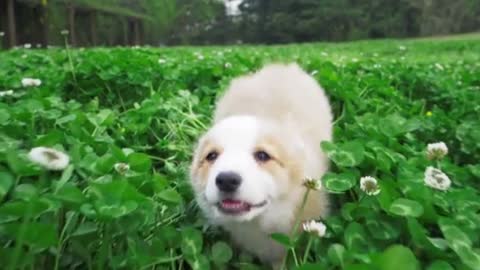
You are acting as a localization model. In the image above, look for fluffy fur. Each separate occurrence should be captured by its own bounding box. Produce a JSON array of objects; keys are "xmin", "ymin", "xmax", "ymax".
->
[{"xmin": 190, "ymin": 63, "xmax": 333, "ymax": 267}]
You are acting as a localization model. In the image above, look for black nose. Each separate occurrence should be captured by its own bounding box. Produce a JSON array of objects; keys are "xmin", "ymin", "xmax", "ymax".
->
[{"xmin": 216, "ymin": 172, "xmax": 242, "ymax": 193}]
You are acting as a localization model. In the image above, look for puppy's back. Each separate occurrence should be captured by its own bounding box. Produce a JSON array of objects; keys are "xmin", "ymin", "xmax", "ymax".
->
[{"xmin": 214, "ymin": 63, "xmax": 333, "ymax": 145}]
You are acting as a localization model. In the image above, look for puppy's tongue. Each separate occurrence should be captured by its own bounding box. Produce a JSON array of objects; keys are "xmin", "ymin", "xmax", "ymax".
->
[{"xmin": 220, "ymin": 199, "xmax": 250, "ymax": 212}]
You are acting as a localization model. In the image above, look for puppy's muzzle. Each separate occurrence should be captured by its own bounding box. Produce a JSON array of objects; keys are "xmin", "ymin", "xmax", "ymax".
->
[{"xmin": 216, "ymin": 172, "xmax": 242, "ymax": 193}]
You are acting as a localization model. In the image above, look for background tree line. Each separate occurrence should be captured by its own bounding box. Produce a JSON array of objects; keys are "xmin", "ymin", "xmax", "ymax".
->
[
  {"xmin": 1, "ymin": 0, "xmax": 479, "ymax": 48},
  {"xmin": 211, "ymin": 0, "xmax": 480, "ymax": 44}
]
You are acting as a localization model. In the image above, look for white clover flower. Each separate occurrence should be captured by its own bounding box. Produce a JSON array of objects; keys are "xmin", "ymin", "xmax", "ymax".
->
[
  {"xmin": 0, "ymin": 90, "xmax": 14, "ymax": 97},
  {"xmin": 114, "ymin": 163, "xmax": 130, "ymax": 174},
  {"xmin": 302, "ymin": 220, "xmax": 326, "ymax": 237},
  {"xmin": 398, "ymin": 45, "xmax": 406, "ymax": 51},
  {"xmin": 303, "ymin": 176, "xmax": 322, "ymax": 191},
  {"xmin": 360, "ymin": 176, "xmax": 380, "ymax": 196},
  {"xmin": 21, "ymin": 78, "xmax": 42, "ymax": 87},
  {"xmin": 61, "ymin": 30, "xmax": 69, "ymax": 35},
  {"xmin": 0, "ymin": 32, "xmax": 5, "ymax": 37},
  {"xmin": 28, "ymin": 147, "xmax": 70, "ymax": 171},
  {"xmin": 195, "ymin": 53, "xmax": 204, "ymax": 60},
  {"xmin": 158, "ymin": 58, "xmax": 167, "ymax": 64},
  {"xmin": 24, "ymin": 43, "xmax": 32, "ymax": 49},
  {"xmin": 426, "ymin": 142, "xmax": 448, "ymax": 160},
  {"xmin": 435, "ymin": 63, "xmax": 444, "ymax": 71},
  {"xmin": 424, "ymin": 166, "xmax": 451, "ymax": 191},
  {"xmin": 224, "ymin": 62, "xmax": 232, "ymax": 68}
]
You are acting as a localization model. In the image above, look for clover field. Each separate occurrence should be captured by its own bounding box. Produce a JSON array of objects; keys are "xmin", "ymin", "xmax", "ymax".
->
[{"xmin": 1, "ymin": 36, "xmax": 480, "ymax": 270}]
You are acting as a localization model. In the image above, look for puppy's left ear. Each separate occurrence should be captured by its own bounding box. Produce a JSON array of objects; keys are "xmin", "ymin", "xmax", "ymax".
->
[
  {"xmin": 284, "ymin": 113, "xmax": 310, "ymax": 182},
  {"xmin": 284, "ymin": 113, "xmax": 306, "ymax": 154}
]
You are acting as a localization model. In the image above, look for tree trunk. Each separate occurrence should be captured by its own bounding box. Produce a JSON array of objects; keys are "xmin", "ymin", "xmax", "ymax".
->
[
  {"xmin": 90, "ymin": 10, "xmax": 97, "ymax": 46},
  {"xmin": 123, "ymin": 19, "xmax": 129, "ymax": 45},
  {"xmin": 134, "ymin": 20, "xmax": 140, "ymax": 45},
  {"xmin": 6, "ymin": 0, "xmax": 17, "ymax": 47},
  {"xmin": 41, "ymin": 2, "xmax": 49, "ymax": 47},
  {"xmin": 68, "ymin": 2, "xmax": 76, "ymax": 46}
]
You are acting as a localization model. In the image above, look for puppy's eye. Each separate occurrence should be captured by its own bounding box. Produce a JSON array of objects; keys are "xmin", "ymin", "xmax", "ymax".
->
[
  {"xmin": 254, "ymin": 150, "xmax": 271, "ymax": 162},
  {"xmin": 205, "ymin": 151, "xmax": 219, "ymax": 162}
]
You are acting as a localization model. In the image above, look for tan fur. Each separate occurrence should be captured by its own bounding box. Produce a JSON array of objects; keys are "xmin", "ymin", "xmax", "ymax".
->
[
  {"xmin": 214, "ymin": 63, "xmax": 332, "ymax": 222},
  {"xmin": 214, "ymin": 63, "xmax": 333, "ymax": 144},
  {"xmin": 190, "ymin": 63, "xmax": 333, "ymax": 267},
  {"xmin": 255, "ymin": 136, "xmax": 288, "ymax": 168},
  {"xmin": 190, "ymin": 138, "xmax": 223, "ymax": 190},
  {"xmin": 259, "ymin": 136, "xmax": 328, "ymax": 233}
]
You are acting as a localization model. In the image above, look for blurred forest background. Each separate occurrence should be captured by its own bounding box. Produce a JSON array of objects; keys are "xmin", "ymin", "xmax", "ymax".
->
[{"xmin": 1, "ymin": 0, "xmax": 480, "ymax": 48}]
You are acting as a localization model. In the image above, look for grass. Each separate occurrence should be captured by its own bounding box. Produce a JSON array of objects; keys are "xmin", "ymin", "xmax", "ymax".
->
[{"xmin": 0, "ymin": 35, "xmax": 480, "ymax": 270}]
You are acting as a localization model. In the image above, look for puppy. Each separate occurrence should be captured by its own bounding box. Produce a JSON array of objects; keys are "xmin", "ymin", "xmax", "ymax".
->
[{"xmin": 190, "ymin": 63, "xmax": 333, "ymax": 268}]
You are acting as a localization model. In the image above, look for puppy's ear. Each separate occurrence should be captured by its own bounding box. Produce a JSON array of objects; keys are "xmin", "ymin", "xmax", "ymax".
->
[
  {"xmin": 284, "ymin": 112, "xmax": 306, "ymax": 154},
  {"xmin": 283, "ymin": 113, "xmax": 309, "ymax": 183}
]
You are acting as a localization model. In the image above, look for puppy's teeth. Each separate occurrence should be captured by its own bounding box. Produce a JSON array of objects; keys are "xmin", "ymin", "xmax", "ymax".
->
[{"xmin": 219, "ymin": 200, "xmax": 251, "ymax": 212}]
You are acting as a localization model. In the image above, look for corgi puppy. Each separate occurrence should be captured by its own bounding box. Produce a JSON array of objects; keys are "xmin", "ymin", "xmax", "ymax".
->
[{"xmin": 190, "ymin": 63, "xmax": 333, "ymax": 268}]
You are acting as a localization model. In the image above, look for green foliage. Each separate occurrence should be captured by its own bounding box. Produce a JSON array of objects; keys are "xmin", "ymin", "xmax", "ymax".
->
[
  {"xmin": 233, "ymin": 0, "xmax": 480, "ymax": 44},
  {"xmin": 0, "ymin": 36, "xmax": 480, "ymax": 270}
]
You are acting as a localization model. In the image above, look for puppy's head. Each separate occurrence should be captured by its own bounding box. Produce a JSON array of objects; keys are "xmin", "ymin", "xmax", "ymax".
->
[{"xmin": 190, "ymin": 115, "xmax": 305, "ymax": 223}]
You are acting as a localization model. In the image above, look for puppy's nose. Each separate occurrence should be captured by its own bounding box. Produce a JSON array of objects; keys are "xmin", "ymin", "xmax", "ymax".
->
[{"xmin": 216, "ymin": 172, "xmax": 242, "ymax": 193}]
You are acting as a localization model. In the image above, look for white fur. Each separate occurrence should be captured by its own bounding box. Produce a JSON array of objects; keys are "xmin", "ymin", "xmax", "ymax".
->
[
  {"xmin": 204, "ymin": 116, "xmax": 277, "ymax": 222},
  {"xmin": 190, "ymin": 63, "xmax": 333, "ymax": 266}
]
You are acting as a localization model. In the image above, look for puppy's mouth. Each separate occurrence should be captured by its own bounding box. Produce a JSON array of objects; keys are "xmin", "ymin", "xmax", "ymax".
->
[{"xmin": 216, "ymin": 199, "xmax": 267, "ymax": 215}]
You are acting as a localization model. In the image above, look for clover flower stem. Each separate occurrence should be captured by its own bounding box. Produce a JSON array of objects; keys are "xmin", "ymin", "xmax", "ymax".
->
[
  {"xmin": 91, "ymin": 127, "xmax": 98, "ymax": 137},
  {"xmin": 291, "ymin": 188, "xmax": 311, "ymax": 238},
  {"xmin": 170, "ymin": 248, "xmax": 176, "ymax": 269},
  {"xmin": 104, "ymin": 83, "xmax": 126, "ymax": 111},
  {"xmin": 358, "ymin": 194, "xmax": 366, "ymax": 204},
  {"xmin": 7, "ymin": 201, "xmax": 34, "ymax": 270},
  {"xmin": 39, "ymin": 171, "xmax": 48, "ymax": 187},
  {"xmin": 280, "ymin": 188, "xmax": 311, "ymax": 270},
  {"xmin": 332, "ymin": 104, "xmax": 346, "ymax": 126},
  {"xmin": 114, "ymin": 86, "xmax": 126, "ymax": 112},
  {"xmin": 291, "ymin": 248, "xmax": 299, "ymax": 266},
  {"xmin": 97, "ymin": 223, "xmax": 111, "ymax": 270},
  {"xmin": 15, "ymin": 175, "xmax": 21, "ymax": 187},
  {"xmin": 30, "ymin": 114, "xmax": 36, "ymax": 139},
  {"xmin": 349, "ymin": 189, "xmax": 358, "ymax": 201},
  {"xmin": 302, "ymin": 236, "xmax": 314, "ymax": 263},
  {"xmin": 54, "ymin": 212, "xmax": 76, "ymax": 270},
  {"xmin": 148, "ymin": 155, "xmax": 166, "ymax": 161},
  {"xmin": 148, "ymin": 127, "xmax": 163, "ymax": 142},
  {"xmin": 63, "ymin": 35, "xmax": 78, "ymax": 85}
]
